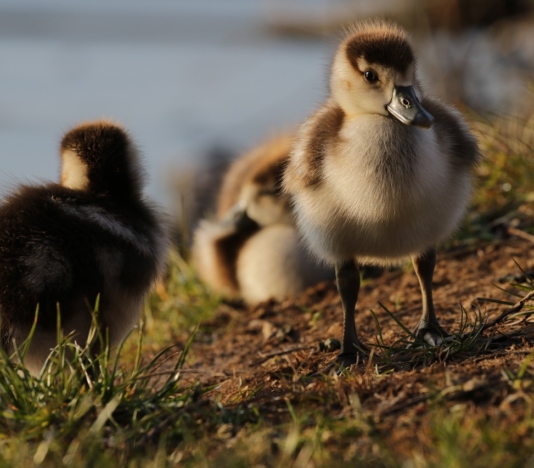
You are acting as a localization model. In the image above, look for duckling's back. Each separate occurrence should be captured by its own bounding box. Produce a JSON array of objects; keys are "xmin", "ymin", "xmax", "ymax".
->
[{"xmin": 0, "ymin": 122, "xmax": 167, "ymax": 375}]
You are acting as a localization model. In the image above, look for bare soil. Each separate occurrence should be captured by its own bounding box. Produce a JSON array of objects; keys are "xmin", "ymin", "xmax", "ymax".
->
[{"xmin": 177, "ymin": 237, "xmax": 534, "ymax": 460}]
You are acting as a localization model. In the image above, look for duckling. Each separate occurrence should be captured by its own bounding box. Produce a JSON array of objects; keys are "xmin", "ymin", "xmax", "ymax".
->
[
  {"xmin": 192, "ymin": 135, "xmax": 332, "ymax": 303},
  {"xmin": 235, "ymin": 223, "xmax": 333, "ymax": 304},
  {"xmin": 283, "ymin": 20, "xmax": 480, "ymax": 366},
  {"xmin": 0, "ymin": 121, "xmax": 167, "ymax": 375}
]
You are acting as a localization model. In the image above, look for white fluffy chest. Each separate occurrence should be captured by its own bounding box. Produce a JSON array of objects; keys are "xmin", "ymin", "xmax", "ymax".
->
[
  {"xmin": 293, "ymin": 116, "xmax": 471, "ymax": 264},
  {"xmin": 325, "ymin": 118, "xmax": 446, "ymax": 220}
]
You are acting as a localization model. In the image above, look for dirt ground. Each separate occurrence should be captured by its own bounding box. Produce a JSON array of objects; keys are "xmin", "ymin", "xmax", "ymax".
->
[{"xmin": 176, "ymin": 236, "xmax": 534, "ymax": 459}]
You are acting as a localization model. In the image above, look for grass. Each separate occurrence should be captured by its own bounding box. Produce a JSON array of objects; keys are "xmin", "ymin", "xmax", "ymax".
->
[
  {"xmin": 0, "ymin": 111, "xmax": 534, "ymax": 466},
  {"xmin": 2, "ymin": 269, "xmax": 534, "ymax": 466},
  {"xmin": 453, "ymin": 111, "xmax": 534, "ymax": 244},
  {"xmin": 0, "ymin": 311, "xmax": 198, "ymax": 466}
]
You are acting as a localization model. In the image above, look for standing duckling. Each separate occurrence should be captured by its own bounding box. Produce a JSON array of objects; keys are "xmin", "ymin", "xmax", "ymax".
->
[
  {"xmin": 0, "ymin": 121, "xmax": 167, "ymax": 375},
  {"xmin": 193, "ymin": 135, "xmax": 332, "ymax": 304},
  {"xmin": 283, "ymin": 20, "xmax": 479, "ymax": 366}
]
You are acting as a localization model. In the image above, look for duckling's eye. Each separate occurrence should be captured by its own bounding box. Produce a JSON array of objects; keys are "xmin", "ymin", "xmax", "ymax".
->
[{"xmin": 363, "ymin": 70, "xmax": 379, "ymax": 84}]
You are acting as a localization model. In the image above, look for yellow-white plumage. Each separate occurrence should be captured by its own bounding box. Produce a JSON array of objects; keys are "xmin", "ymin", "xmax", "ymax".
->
[
  {"xmin": 192, "ymin": 135, "xmax": 332, "ymax": 304},
  {"xmin": 283, "ymin": 20, "xmax": 479, "ymax": 363}
]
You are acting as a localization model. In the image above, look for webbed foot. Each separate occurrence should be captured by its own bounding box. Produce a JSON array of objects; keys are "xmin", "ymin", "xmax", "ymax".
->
[
  {"xmin": 334, "ymin": 352, "xmax": 359, "ymax": 369},
  {"xmin": 334, "ymin": 341, "xmax": 369, "ymax": 369},
  {"xmin": 410, "ymin": 322, "xmax": 448, "ymax": 347}
]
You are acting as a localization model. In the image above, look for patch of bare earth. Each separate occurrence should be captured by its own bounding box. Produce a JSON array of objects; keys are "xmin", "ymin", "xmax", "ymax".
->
[{"xmin": 178, "ymin": 237, "xmax": 534, "ymax": 460}]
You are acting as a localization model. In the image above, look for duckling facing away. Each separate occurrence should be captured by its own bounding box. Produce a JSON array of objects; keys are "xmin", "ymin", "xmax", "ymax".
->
[
  {"xmin": 283, "ymin": 20, "xmax": 480, "ymax": 366},
  {"xmin": 193, "ymin": 135, "xmax": 332, "ymax": 304},
  {"xmin": 0, "ymin": 121, "xmax": 167, "ymax": 375}
]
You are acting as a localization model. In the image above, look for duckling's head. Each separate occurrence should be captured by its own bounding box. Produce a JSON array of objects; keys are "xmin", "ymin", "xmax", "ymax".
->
[
  {"xmin": 235, "ymin": 161, "xmax": 291, "ymax": 228},
  {"xmin": 60, "ymin": 120, "xmax": 143, "ymax": 199},
  {"xmin": 221, "ymin": 136, "xmax": 293, "ymax": 229},
  {"xmin": 330, "ymin": 20, "xmax": 433, "ymax": 128}
]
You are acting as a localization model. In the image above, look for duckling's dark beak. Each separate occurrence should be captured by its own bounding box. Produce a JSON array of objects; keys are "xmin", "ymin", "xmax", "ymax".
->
[
  {"xmin": 223, "ymin": 202, "xmax": 259, "ymax": 231},
  {"xmin": 386, "ymin": 85, "xmax": 434, "ymax": 129}
]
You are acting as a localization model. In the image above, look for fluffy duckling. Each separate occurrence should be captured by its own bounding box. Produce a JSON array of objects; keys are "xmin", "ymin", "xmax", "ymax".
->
[
  {"xmin": 283, "ymin": 20, "xmax": 480, "ymax": 365},
  {"xmin": 0, "ymin": 121, "xmax": 167, "ymax": 375},
  {"xmin": 193, "ymin": 135, "xmax": 332, "ymax": 304}
]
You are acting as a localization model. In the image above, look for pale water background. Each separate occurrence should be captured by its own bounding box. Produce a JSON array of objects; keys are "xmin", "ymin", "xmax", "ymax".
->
[
  {"xmin": 0, "ymin": 0, "xmax": 332, "ymax": 208},
  {"xmin": 0, "ymin": 0, "xmax": 532, "ymax": 210}
]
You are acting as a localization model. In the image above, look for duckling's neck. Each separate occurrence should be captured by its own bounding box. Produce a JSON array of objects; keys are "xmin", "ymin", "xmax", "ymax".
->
[
  {"xmin": 338, "ymin": 112, "xmax": 429, "ymax": 176},
  {"xmin": 89, "ymin": 175, "xmax": 143, "ymax": 204},
  {"xmin": 325, "ymin": 114, "xmax": 445, "ymax": 225}
]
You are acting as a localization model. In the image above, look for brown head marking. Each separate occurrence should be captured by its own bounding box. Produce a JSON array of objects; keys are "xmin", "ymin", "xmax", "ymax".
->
[{"xmin": 345, "ymin": 28, "xmax": 414, "ymax": 74}]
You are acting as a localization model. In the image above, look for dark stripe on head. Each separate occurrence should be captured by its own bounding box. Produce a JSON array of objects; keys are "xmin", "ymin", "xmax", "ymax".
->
[{"xmin": 346, "ymin": 30, "xmax": 414, "ymax": 74}]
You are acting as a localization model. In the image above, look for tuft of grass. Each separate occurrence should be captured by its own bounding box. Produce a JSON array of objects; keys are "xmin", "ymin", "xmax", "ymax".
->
[
  {"xmin": 453, "ymin": 111, "xmax": 534, "ymax": 244},
  {"xmin": 0, "ymin": 252, "xmax": 260, "ymax": 467},
  {"xmin": 143, "ymin": 250, "xmax": 223, "ymax": 348},
  {"xmin": 368, "ymin": 277, "xmax": 534, "ymax": 373},
  {"xmin": 0, "ymin": 310, "xmax": 202, "ymax": 466},
  {"xmin": 365, "ymin": 301, "xmax": 487, "ymax": 371}
]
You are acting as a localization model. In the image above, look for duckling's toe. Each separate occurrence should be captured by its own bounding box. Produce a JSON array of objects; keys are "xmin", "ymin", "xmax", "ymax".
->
[
  {"xmin": 410, "ymin": 323, "xmax": 448, "ymax": 348},
  {"xmin": 334, "ymin": 342, "xmax": 369, "ymax": 369},
  {"xmin": 309, "ymin": 341, "xmax": 367, "ymax": 376},
  {"xmin": 334, "ymin": 352, "xmax": 360, "ymax": 369}
]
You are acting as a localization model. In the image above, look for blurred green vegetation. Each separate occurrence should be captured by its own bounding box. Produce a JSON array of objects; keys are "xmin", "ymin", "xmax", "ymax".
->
[{"xmin": 451, "ymin": 111, "xmax": 534, "ymax": 245}]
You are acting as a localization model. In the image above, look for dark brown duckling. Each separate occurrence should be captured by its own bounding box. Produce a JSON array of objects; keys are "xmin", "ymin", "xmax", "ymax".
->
[{"xmin": 0, "ymin": 121, "xmax": 168, "ymax": 375}]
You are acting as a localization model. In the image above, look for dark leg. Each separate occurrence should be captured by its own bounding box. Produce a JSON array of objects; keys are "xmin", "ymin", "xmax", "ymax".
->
[
  {"xmin": 335, "ymin": 259, "xmax": 367, "ymax": 367},
  {"xmin": 412, "ymin": 247, "xmax": 447, "ymax": 346}
]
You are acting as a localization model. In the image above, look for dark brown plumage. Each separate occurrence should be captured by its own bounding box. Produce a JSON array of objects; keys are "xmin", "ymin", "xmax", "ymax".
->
[
  {"xmin": 0, "ymin": 121, "xmax": 167, "ymax": 375},
  {"xmin": 421, "ymin": 98, "xmax": 480, "ymax": 168},
  {"xmin": 345, "ymin": 28, "xmax": 415, "ymax": 74},
  {"xmin": 302, "ymin": 104, "xmax": 345, "ymax": 188}
]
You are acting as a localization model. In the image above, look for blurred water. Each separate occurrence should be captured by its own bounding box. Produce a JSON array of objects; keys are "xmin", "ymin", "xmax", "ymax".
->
[{"xmin": 0, "ymin": 0, "xmax": 329, "ymax": 207}]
